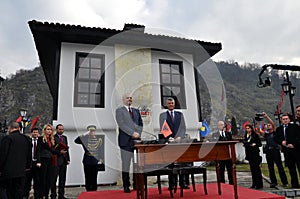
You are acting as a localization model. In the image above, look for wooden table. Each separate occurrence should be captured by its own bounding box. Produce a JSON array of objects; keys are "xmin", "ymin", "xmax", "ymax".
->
[{"xmin": 134, "ymin": 141, "xmax": 239, "ymax": 199}]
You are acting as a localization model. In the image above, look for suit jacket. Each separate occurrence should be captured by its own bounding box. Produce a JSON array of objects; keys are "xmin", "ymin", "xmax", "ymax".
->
[
  {"xmin": 54, "ymin": 134, "xmax": 70, "ymax": 166},
  {"xmin": 36, "ymin": 136, "xmax": 59, "ymax": 161},
  {"xmin": 159, "ymin": 110, "xmax": 186, "ymax": 138},
  {"xmin": 116, "ymin": 106, "xmax": 143, "ymax": 148},
  {"xmin": 243, "ymin": 131, "xmax": 262, "ymax": 161},
  {"xmin": 275, "ymin": 123, "xmax": 300, "ymax": 152},
  {"xmin": 0, "ymin": 130, "xmax": 31, "ymax": 180},
  {"xmin": 211, "ymin": 131, "xmax": 232, "ymax": 141}
]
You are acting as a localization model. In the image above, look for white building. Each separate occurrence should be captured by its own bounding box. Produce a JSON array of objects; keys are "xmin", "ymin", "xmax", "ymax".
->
[{"xmin": 29, "ymin": 21, "xmax": 222, "ymax": 185}]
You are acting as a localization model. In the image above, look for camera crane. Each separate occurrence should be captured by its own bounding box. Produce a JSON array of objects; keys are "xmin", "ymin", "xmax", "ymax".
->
[{"xmin": 257, "ymin": 64, "xmax": 300, "ymax": 122}]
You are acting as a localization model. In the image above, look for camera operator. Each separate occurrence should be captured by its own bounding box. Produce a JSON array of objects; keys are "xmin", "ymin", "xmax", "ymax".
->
[{"xmin": 258, "ymin": 112, "xmax": 288, "ymax": 188}]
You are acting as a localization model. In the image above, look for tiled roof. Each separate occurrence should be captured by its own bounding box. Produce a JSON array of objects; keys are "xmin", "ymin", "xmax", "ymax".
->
[{"xmin": 28, "ymin": 20, "xmax": 221, "ymax": 47}]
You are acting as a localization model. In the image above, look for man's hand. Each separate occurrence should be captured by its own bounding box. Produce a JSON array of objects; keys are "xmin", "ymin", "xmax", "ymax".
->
[
  {"xmin": 282, "ymin": 140, "xmax": 287, "ymax": 147},
  {"xmin": 60, "ymin": 150, "xmax": 67, "ymax": 154},
  {"xmin": 132, "ymin": 132, "xmax": 140, "ymax": 139}
]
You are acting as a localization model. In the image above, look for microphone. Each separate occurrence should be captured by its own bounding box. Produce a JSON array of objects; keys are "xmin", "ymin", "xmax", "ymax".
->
[{"xmin": 142, "ymin": 130, "xmax": 158, "ymax": 141}]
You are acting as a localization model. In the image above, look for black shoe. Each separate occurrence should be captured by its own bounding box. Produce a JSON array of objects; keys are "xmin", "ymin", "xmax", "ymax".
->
[
  {"xmin": 255, "ymin": 186, "xmax": 263, "ymax": 190},
  {"xmin": 270, "ymin": 184, "xmax": 277, "ymax": 188},
  {"xmin": 124, "ymin": 187, "xmax": 131, "ymax": 193},
  {"xmin": 250, "ymin": 186, "xmax": 255, "ymax": 189},
  {"xmin": 181, "ymin": 184, "xmax": 190, "ymax": 189}
]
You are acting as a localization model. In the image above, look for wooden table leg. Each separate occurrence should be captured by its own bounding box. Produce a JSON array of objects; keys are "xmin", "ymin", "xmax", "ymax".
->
[
  {"xmin": 230, "ymin": 144, "xmax": 238, "ymax": 199},
  {"xmin": 232, "ymin": 161, "xmax": 238, "ymax": 199},
  {"xmin": 136, "ymin": 172, "xmax": 145, "ymax": 199},
  {"xmin": 216, "ymin": 161, "xmax": 221, "ymax": 195}
]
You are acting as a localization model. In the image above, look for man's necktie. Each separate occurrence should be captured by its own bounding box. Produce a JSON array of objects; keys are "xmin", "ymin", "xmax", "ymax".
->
[
  {"xmin": 129, "ymin": 107, "xmax": 133, "ymax": 117},
  {"xmin": 59, "ymin": 135, "xmax": 63, "ymax": 143},
  {"xmin": 170, "ymin": 111, "xmax": 174, "ymax": 122},
  {"xmin": 222, "ymin": 131, "xmax": 225, "ymax": 138},
  {"xmin": 33, "ymin": 138, "xmax": 37, "ymax": 159},
  {"xmin": 283, "ymin": 125, "xmax": 287, "ymax": 139}
]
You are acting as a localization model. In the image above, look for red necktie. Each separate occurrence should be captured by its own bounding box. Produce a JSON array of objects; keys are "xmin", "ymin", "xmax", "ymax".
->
[
  {"xmin": 170, "ymin": 111, "xmax": 174, "ymax": 122},
  {"xmin": 59, "ymin": 135, "xmax": 63, "ymax": 143},
  {"xmin": 129, "ymin": 107, "xmax": 133, "ymax": 117}
]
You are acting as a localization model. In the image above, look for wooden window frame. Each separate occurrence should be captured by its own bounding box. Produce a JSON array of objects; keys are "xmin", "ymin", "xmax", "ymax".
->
[
  {"xmin": 159, "ymin": 59, "xmax": 186, "ymax": 109},
  {"xmin": 74, "ymin": 52, "xmax": 105, "ymax": 108}
]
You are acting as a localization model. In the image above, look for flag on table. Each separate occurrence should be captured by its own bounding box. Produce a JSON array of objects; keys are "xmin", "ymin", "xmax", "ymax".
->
[
  {"xmin": 160, "ymin": 120, "xmax": 172, "ymax": 138},
  {"xmin": 199, "ymin": 120, "xmax": 210, "ymax": 137}
]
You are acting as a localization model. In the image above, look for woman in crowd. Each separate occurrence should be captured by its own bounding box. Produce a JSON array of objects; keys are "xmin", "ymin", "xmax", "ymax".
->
[
  {"xmin": 243, "ymin": 124, "xmax": 263, "ymax": 189},
  {"xmin": 37, "ymin": 124, "xmax": 59, "ymax": 198}
]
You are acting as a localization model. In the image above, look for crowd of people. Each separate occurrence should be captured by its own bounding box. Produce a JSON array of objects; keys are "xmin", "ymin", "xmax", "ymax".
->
[
  {"xmin": 0, "ymin": 123, "xmax": 69, "ymax": 199},
  {"xmin": 241, "ymin": 105, "xmax": 300, "ymax": 190},
  {"xmin": 1, "ymin": 94, "xmax": 300, "ymax": 198}
]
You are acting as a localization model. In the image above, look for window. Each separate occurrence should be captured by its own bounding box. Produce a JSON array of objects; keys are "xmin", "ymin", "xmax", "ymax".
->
[
  {"xmin": 74, "ymin": 53, "xmax": 105, "ymax": 108},
  {"xmin": 159, "ymin": 59, "xmax": 186, "ymax": 109}
]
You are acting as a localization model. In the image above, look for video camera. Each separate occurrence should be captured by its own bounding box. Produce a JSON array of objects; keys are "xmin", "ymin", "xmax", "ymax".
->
[{"xmin": 255, "ymin": 113, "xmax": 264, "ymax": 121}]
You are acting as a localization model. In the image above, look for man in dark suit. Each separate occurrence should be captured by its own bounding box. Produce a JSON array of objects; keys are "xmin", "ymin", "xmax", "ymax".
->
[
  {"xmin": 159, "ymin": 97, "xmax": 185, "ymax": 140},
  {"xmin": 51, "ymin": 124, "xmax": 70, "ymax": 199},
  {"xmin": 116, "ymin": 93, "xmax": 143, "ymax": 193},
  {"xmin": 23, "ymin": 127, "xmax": 41, "ymax": 199},
  {"xmin": 276, "ymin": 113, "xmax": 300, "ymax": 188},
  {"xmin": 211, "ymin": 121, "xmax": 233, "ymax": 185},
  {"xmin": 0, "ymin": 122, "xmax": 31, "ymax": 199},
  {"xmin": 0, "ymin": 130, "xmax": 7, "ymax": 199},
  {"xmin": 159, "ymin": 97, "xmax": 188, "ymax": 189}
]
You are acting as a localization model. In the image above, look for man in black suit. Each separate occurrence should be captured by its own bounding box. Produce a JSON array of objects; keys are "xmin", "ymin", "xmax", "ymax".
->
[
  {"xmin": 23, "ymin": 127, "xmax": 41, "ymax": 199},
  {"xmin": 51, "ymin": 124, "xmax": 70, "ymax": 199},
  {"xmin": 0, "ymin": 130, "xmax": 7, "ymax": 199},
  {"xmin": 0, "ymin": 122, "xmax": 31, "ymax": 199},
  {"xmin": 159, "ymin": 97, "xmax": 188, "ymax": 189},
  {"xmin": 211, "ymin": 121, "xmax": 233, "ymax": 185},
  {"xmin": 116, "ymin": 93, "xmax": 143, "ymax": 193},
  {"xmin": 276, "ymin": 113, "xmax": 300, "ymax": 188}
]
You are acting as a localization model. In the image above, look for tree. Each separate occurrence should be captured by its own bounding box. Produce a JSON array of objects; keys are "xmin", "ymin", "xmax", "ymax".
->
[{"xmin": 231, "ymin": 116, "xmax": 238, "ymax": 135}]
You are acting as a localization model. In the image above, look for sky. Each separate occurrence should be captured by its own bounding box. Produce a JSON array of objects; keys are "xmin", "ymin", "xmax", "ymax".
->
[{"xmin": 1, "ymin": 0, "xmax": 300, "ymax": 78}]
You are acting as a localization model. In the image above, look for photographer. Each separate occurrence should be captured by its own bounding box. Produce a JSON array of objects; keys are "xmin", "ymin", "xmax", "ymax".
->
[{"xmin": 258, "ymin": 112, "xmax": 288, "ymax": 188}]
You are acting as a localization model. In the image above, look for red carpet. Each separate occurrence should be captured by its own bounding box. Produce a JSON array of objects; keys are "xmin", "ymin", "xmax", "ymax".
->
[{"xmin": 78, "ymin": 183, "xmax": 285, "ymax": 199}]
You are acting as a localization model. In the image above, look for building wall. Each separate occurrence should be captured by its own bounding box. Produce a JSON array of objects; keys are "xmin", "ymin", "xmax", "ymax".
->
[
  {"xmin": 151, "ymin": 51, "xmax": 201, "ymax": 140},
  {"xmin": 55, "ymin": 42, "xmax": 205, "ymax": 185},
  {"xmin": 56, "ymin": 42, "xmax": 119, "ymax": 185}
]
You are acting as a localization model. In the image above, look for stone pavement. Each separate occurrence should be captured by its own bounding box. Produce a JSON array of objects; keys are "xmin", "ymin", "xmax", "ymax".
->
[{"xmin": 59, "ymin": 170, "xmax": 300, "ymax": 199}]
